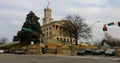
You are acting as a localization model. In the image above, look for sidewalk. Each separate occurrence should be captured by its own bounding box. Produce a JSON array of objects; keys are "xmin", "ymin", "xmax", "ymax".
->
[
  {"xmin": 41, "ymin": 54, "xmax": 66, "ymax": 56},
  {"xmin": 112, "ymin": 57, "xmax": 120, "ymax": 61}
]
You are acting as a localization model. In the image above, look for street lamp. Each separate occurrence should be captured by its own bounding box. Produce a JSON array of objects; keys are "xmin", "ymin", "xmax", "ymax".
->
[{"xmin": 90, "ymin": 21, "xmax": 100, "ymax": 45}]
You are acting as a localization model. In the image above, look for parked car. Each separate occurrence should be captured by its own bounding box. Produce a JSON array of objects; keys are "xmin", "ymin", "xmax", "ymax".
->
[
  {"xmin": 14, "ymin": 49, "xmax": 27, "ymax": 54},
  {"xmin": 0, "ymin": 50, "xmax": 4, "ymax": 53},
  {"xmin": 85, "ymin": 49, "xmax": 92, "ymax": 55},
  {"xmin": 4, "ymin": 50, "xmax": 14, "ymax": 53},
  {"xmin": 77, "ymin": 49, "xmax": 86, "ymax": 55},
  {"xmin": 77, "ymin": 49, "xmax": 92, "ymax": 55},
  {"xmin": 92, "ymin": 49, "xmax": 104, "ymax": 55},
  {"xmin": 100, "ymin": 49, "xmax": 105, "ymax": 55},
  {"xmin": 105, "ymin": 49, "xmax": 115, "ymax": 56}
]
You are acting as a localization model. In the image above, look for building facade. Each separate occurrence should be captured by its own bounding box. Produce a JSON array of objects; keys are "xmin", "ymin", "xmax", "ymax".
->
[{"xmin": 41, "ymin": 7, "xmax": 75, "ymax": 44}]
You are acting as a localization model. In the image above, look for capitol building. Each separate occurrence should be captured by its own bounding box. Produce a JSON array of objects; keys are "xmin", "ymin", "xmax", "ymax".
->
[{"xmin": 41, "ymin": 6, "xmax": 75, "ymax": 45}]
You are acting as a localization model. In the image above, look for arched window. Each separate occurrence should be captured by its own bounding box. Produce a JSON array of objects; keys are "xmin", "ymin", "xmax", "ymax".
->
[
  {"xmin": 67, "ymin": 39, "xmax": 69, "ymax": 42},
  {"xmin": 60, "ymin": 38, "xmax": 62, "ymax": 41},
  {"xmin": 57, "ymin": 37, "xmax": 59, "ymax": 40}
]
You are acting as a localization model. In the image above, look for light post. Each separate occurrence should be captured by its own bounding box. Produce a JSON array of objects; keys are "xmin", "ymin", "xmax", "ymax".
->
[{"xmin": 90, "ymin": 21, "xmax": 100, "ymax": 45}]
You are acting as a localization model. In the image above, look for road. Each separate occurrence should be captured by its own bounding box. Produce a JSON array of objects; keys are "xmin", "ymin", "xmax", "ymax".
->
[{"xmin": 0, "ymin": 54, "xmax": 119, "ymax": 63}]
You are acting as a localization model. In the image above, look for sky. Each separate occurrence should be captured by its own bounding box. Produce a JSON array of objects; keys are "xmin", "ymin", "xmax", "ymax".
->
[{"xmin": 0, "ymin": 0, "xmax": 120, "ymax": 42}]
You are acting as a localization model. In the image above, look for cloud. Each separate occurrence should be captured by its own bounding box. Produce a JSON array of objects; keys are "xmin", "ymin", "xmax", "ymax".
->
[
  {"xmin": 60, "ymin": 6, "xmax": 103, "ymax": 16},
  {"xmin": 0, "ymin": 0, "xmax": 42, "ymax": 9},
  {"xmin": 77, "ymin": 0, "xmax": 108, "ymax": 4},
  {"xmin": 0, "ymin": 0, "xmax": 120, "ymax": 42},
  {"xmin": 0, "ymin": 9, "xmax": 26, "ymax": 19}
]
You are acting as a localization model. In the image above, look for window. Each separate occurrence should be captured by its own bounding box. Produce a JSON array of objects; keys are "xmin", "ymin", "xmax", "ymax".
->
[
  {"xmin": 43, "ymin": 33, "xmax": 45, "ymax": 37},
  {"xmin": 56, "ymin": 25, "xmax": 59, "ymax": 30},
  {"xmin": 49, "ymin": 31, "xmax": 51, "ymax": 36},
  {"xmin": 44, "ymin": 33, "xmax": 46, "ymax": 37},
  {"xmin": 67, "ymin": 39, "xmax": 69, "ymax": 42},
  {"xmin": 47, "ymin": 28, "xmax": 48, "ymax": 31},
  {"xmin": 60, "ymin": 38, "xmax": 62, "ymax": 41},
  {"xmin": 60, "ymin": 26, "xmax": 62, "ymax": 31},
  {"xmin": 49, "ymin": 27, "xmax": 51, "ymax": 30},
  {"xmin": 53, "ymin": 25, "xmax": 55, "ymax": 27},
  {"xmin": 57, "ymin": 37, "xmax": 59, "ymax": 40}
]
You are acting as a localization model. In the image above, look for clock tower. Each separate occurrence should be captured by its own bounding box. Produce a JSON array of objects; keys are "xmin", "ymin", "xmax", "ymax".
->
[{"xmin": 43, "ymin": 6, "xmax": 53, "ymax": 25}]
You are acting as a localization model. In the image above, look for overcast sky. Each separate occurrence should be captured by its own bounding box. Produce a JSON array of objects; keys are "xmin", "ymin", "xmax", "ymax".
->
[{"xmin": 0, "ymin": 0, "xmax": 120, "ymax": 42}]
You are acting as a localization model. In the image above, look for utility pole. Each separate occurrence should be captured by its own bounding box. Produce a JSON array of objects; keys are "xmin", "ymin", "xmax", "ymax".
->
[{"xmin": 90, "ymin": 21, "xmax": 100, "ymax": 45}]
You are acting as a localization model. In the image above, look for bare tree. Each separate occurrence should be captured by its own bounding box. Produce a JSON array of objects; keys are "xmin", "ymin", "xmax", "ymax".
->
[
  {"xmin": 102, "ymin": 32, "xmax": 119, "ymax": 48},
  {"xmin": 117, "ymin": 39, "xmax": 120, "ymax": 46},
  {"xmin": 62, "ymin": 14, "xmax": 91, "ymax": 45},
  {"xmin": 104, "ymin": 32, "xmax": 112, "ymax": 41}
]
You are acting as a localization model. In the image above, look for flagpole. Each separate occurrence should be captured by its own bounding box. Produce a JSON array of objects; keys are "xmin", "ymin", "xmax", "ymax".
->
[{"xmin": 47, "ymin": 0, "xmax": 50, "ymax": 8}]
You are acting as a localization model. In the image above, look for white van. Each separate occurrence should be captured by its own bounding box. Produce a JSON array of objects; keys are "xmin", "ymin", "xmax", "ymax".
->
[{"xmin": 0, "ymin": 50, "xmax": 4, "ymax": 53}]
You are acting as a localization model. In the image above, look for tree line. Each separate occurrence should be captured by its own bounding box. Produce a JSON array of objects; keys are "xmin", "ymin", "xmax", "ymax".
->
[{"xmin": 95, "ymin": 33, "xmax": 120, "ymax": 48}]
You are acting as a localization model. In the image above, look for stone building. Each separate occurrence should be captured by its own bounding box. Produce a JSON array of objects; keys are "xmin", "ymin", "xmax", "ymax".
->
[{"xmin": 41, "ymin": 7, "xmax": 75, "ymax": 44}]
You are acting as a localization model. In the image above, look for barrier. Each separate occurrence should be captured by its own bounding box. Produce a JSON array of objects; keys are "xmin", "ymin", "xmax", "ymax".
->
[{"xmin": 116, "ymin": 48, "xmax": 120, "ymax": 57}]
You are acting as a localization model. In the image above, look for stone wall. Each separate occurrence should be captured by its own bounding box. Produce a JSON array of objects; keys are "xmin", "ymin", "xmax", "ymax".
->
[
  {"xmin": 42, "ymin": 45, "xmax": 80, "ymax": 56},
  {"xmin": 58, "ymin": 45, "xmax": 79, "ymax": 56}
]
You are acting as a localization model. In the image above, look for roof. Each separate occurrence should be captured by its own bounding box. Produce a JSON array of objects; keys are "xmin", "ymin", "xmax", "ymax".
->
[{"xmin": 42, "ymin": 20, "xmax": 71, "ymax": 27}]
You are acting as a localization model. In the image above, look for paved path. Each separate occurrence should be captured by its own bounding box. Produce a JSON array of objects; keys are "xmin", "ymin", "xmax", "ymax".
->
[{"xmin": 0, "ymin": 54, "xmax": 119, "ymax": 63}]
